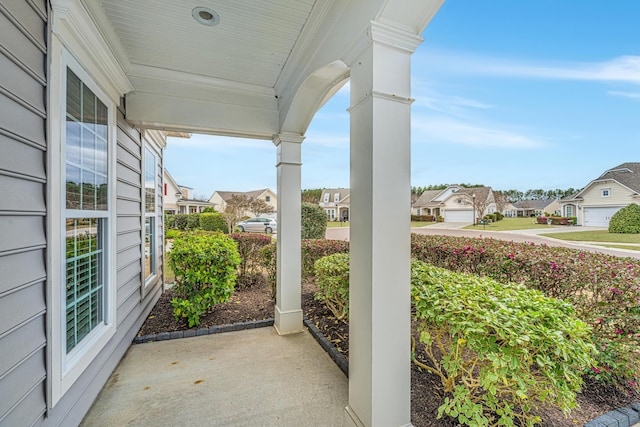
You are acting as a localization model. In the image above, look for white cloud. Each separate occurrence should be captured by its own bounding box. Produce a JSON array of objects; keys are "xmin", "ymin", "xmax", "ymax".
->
[
  {"xmin": 412, "ymin": 115, "xmax": 547, "ymax": 149},
  {"xmin": 418, "ymin": 49, "xmax": 640, "ymax": 85},
  {"xmin": 608, "ymin": 90, "xmax": 640, "ymax": 99},
  {"xmin": 306, "ymin": 134, "xmax": 349, "ymax": 147}
]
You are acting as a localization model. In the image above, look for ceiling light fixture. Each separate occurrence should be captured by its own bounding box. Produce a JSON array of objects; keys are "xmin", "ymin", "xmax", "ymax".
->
[{"xmin": 192, "ymin": 7, "xmax": 220, "ymax": 26}]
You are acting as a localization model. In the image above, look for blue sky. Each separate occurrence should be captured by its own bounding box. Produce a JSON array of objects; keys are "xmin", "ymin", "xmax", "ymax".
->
[{"xmin": 165, "ymin": 1, "xmax": 640, "ymax": 199}]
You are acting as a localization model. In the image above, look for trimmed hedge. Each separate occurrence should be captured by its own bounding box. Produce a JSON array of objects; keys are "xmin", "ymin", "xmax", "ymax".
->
[
  {"xmin": 411, "ymin": 233, "xmax": 640, "ymax": 386},
  {"xmin": 231, "ymin": 233, "xmax": 272, "ymax": 286},
  {"xmin": 609, "ymin": 204, "xmax": 640, "ymax": 234},
  {"xmin": 168, "ymin": 232, "xmax": 240, "ymax": 327},
  {"xmin": 314, "ymin": 253, "xmax": 350, "ymax": 321},
  {"xmin": 302, "ymin": 202, "xmax": 327, "ymax": 239},
  {"xmin": 200, "ymin": 212, "xmax": 228, "ymax": 233},
  {"xmin": 412, "ymin": 214, "xmax": 435, "ymax": 222},
  {"xmin": 411, "ymin": 261, "xmax": 595, "ymax": 426}
]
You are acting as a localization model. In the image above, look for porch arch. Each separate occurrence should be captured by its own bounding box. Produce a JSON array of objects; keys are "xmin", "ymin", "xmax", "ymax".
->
[{"xmin": 280, "ymin": 60, "xmax": 350, "ymax": 135}]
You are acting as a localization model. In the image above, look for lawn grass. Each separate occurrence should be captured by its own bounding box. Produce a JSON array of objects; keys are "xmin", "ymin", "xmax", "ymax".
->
[
  {"xmin": 164, "ymin": 255, "xmax": 175, "ymax": 285},
  {"xmin": 597, "ymin": 244, "xmax": 640, "ymax": 251},
  {"xmin": 411, "ymin": 221, "xmax": 435, "ymax": 227},
  {"xmin": 540, "ymin": 230, "xmax": 640, "ymax": 243},
  {"xmin": 327, "ymin": 221, "xmax": 350, "ymax": 227},
  {"xmin": 462, "ymin": 217, "xmax": 557, "ymax": 231}
]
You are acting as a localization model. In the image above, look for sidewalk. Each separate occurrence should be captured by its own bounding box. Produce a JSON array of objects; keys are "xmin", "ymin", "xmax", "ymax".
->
[{"xmin": 81, "ymin": 327, "xmax": 348, "ymax": 426}]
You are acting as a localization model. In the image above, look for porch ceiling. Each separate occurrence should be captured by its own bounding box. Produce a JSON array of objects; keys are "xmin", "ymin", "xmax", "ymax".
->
[{"xmin": 79, "ymin": 0, "xmax": 442, "ymax": 138}]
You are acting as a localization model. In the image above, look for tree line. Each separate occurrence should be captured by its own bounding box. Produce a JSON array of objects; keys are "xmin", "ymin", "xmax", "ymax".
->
[{"xmin": 304, "ymin": 186, "xmax": 580, "ymax": 204}]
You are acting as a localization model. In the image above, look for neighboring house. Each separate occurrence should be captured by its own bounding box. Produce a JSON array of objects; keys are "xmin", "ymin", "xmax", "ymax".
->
[
  {"xmin": 319, "ymin": 188, "xmax": 350, "ymax": 220},
  {"xmin": 502, "ymin": 201, "xmax": 519, "ymax": 218},
  {"xmin": 1, "ymin": 2, "xmax": 444, "ymax": 425},
  {"xmin": 412, "ymin": 186, "xmax": 496, "ymax": 223},
  {"xmin": 512, "ymin": 199, "xmax": 562, "ymax": 217},
  {"xmin": 209, "ymin": 189, "xmax": 277, "ymax": 217},
  {"xmin": 162, "ymin": 169, "xmax": 214, "ymax": 214},
  {"xmin": 560, "ymin": 163, "xmax": 640, "ymax": 227},
  {"xmin": 163, "ymin": 170, "xmax": 216, "ymax": 214}
]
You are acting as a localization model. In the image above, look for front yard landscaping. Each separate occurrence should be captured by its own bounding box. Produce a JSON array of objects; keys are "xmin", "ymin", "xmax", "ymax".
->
[
  {"xmin": 141, "ymin": 231, "xmax": 639, "ymax": 426},
  {"xmin": 463, "ymin": 217, "xmax": 559, "ymax": 231},
  {"xmin": 540, "ymin": 230, "xmax": 640, "ymax": 244}
]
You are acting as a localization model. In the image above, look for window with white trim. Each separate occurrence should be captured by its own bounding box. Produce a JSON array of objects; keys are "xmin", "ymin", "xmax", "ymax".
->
[
  {"xmin": 64, "ymin": 68, "xmax": 109, "ymax": 353},
  {"xmin": 51, "ymin": 50, "xmax": 116, "ymax": 405},
  {"xmin": 144, "ymin": 147, "xmax": 157, "ymax": 282},
  {"xmin": 602, "ymin": 188, "xmax": 611, "ymax": 197},
  {"xmin": 334, "ymin": 193, "xmax": 340, "ymax": 202},
  {"xmin": 323, "ymin": 193, "xmax": 329, "ymax": 203},
  {"xmin": 265, "ymin": 195, "xmax": 270, "ymax": 202}
]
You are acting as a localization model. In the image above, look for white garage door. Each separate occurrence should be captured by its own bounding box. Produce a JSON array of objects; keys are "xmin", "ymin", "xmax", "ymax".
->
[
  {"xmin": 583, "ymin": 207, "xmax": 621, "ymax": 227},
  {"xmin": 444, "ymin": 209, "xmax": 474, "ymax": 223}
]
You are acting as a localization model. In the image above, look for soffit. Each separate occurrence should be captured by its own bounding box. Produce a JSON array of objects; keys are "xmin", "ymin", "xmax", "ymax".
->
[{"xmin": 98, "ymin": 0, "xmax": 315, "ymax": 89}]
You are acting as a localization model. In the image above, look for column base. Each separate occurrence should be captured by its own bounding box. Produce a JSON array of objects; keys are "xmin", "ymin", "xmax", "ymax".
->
[
  {"xmin": 344, "ymin": 406, "xmax": 365, "ymax": 427},
  {"xmin": 344, "ymin": 405, "xmax": 414, "ymax": 427},
  {"xmin": 274, "ymin": 305, "xmax": 303, "ymax": 335}
]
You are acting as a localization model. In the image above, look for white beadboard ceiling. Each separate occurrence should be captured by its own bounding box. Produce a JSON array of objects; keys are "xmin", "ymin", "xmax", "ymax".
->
[
  {"xmin": 82, "ymin": 0, "xmax": 443, "ymax": 137},
  {"xmin": 99, "ymin": 0, "xmax": 316, "ymax": 88}
]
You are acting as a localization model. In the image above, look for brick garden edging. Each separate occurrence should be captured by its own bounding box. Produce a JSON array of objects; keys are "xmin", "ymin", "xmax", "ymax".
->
[
  {"xmin": 584, "ymin": 403, "xmax": 640, "ymax": 427},
  {"xmin": 303, "ymin": 317, "xmax": 348, "ymax": 377},
  {"xmin": 132, "ymin": 317, "xmax": 638, "ymax": 427},
  {"xmin": 132, "ymin": 318, "xmax": 274, "ymax": 344}
]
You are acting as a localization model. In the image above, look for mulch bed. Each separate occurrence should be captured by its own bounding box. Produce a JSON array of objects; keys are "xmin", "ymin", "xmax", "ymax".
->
[{"xmin": 137, "ymin": 278, "xmax": 637, "ymax": 427}]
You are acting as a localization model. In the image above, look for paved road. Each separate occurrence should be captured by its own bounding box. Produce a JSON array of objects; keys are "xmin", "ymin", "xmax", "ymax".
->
[{"xmin": 325, "ymin": 226, "xmax": 640, "ymax": 260}]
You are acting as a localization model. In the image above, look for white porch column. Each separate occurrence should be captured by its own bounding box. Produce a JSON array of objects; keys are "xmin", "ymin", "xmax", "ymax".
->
[
  {"xmin": 345, "ymin": 22, "xmax": 422, "ymax": 427},
  {"xmin": 273, "ymin": 133, "xmax": 305, "ymax": 335}
]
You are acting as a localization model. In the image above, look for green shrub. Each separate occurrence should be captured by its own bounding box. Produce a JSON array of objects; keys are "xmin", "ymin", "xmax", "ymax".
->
[
  {"xmin": 231, "ymin": 233, "xmax": 272, "ymax": 286},
  {"xmin": 410, "ymin": 233, "xmax": 640, "ymax": 387},
  {"xmin": 302, "ymin": 239, "xmax": 350, "ymax": 279},
  {"xmin": 173, "ymin": 214, "xmax": 189, "ymax": 230},
  {"xmin": 200, "ymin": 212, "xmax": 227, "ymax": 233},
  {"xmin": 411, "ymin": 261, "xmax": 596, "ymax": 427},
  {"xmin": 165, "ymin": 214, "xmax": 177, "ymax": 230},
  {"xmin": 169, "ymin": 232, "xmax": 240, "ymax": 327},
  {"xmin": 186, "ymin": 213, "xmax": 201, "ymax": 230},
  {"xmin": 260, "ymin": 243, "xmax": 277, "ymax": 297},
  {"xmin": 314, "ymin": 253, "xmax": 350, "ymax": 321},
  {"xmin": 609, "ymin": 204, "xmax": 640, "ymax": 234},
  {"xmin": 260, "ymin": 239, "xmax": 350, "ymax": 294},
  {"xmin": 165, "ymin": 229, "xmax": 182, "ymax": 240},
  {"xmin": 411, "ymin": 214, "xmax": 435, "ymax": 222},
  {"xmin": 302, "ymin": 202, "xmax": 327, "ymax": 239}
]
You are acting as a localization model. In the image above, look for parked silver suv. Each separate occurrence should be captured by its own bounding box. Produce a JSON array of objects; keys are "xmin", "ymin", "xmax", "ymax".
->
[{"xmin": 236, "ymin": 217, "xmax": 277, "ymax": 234}]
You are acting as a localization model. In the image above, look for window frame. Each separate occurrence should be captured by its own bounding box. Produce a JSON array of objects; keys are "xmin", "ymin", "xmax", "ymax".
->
[
  {"xmin": 143, "ymin": 146, "xmax": 159, "ymax": 288},
  {"xmin": 49, "ymin": 48, "xmax": 117, "ymax": 406},
  {"xmin": 602, "ymin": 188, "xmax": 611, "ymax": 198}
]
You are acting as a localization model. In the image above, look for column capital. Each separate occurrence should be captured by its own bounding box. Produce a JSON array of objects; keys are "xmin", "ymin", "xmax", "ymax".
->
[
  {"xmin": 272, "ymin": 132, "xmax": 305, "ymax": 147},
  {"xmin": 343, "ymin": 20, "xmax": 423, "ymax": 66}
]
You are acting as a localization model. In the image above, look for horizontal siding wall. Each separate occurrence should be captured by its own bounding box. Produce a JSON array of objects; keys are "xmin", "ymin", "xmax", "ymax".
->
[
  {"xmin": 43, "ymin": 111, "xmax": 163, "ymax": 426},
  {"xmin": 0, "ymin": 1, "xmax": 48, "ymax": 426}
]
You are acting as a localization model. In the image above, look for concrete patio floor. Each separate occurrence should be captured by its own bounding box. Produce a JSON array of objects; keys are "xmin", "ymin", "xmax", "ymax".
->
[{"xmin": 81, "ymin": 327, "xmax": 348, "ymax": 426}]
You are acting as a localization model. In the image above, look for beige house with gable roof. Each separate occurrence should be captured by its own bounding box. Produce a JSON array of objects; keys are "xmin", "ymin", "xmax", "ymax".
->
[
  {"xmin": 320, "ymin": 188, "xmax": 350, "ymax": 221},
  {"xmin": 560, "ymin": 162, "xmax": 640, "ymax": 226},
  {"xmin": 412, "ymin": 185, "xmax": 496, "ymax": 223},
  {"xmin": 209, "ymin": 188, "xmax": 277, "ymax": 217}
]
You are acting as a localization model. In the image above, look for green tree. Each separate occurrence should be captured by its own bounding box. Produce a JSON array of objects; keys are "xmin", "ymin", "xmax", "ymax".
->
[{"xmin": 301, "ymin": 202, "xmax": 327, "ymax": 239}]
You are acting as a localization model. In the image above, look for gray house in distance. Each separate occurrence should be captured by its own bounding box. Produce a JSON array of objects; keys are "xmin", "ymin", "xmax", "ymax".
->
[{"xmin": 1, "ymin": 1, "xmax": 445, "ymax": 425}]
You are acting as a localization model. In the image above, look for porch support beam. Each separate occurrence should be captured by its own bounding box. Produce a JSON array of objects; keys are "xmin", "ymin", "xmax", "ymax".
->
[
  {"xmin": 273, "ymin": 133, "xmax": 305, "ymax": 335},
  {"xmin": 345, "ymin": 21, "xmax": 422, "ymax": 427}
]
